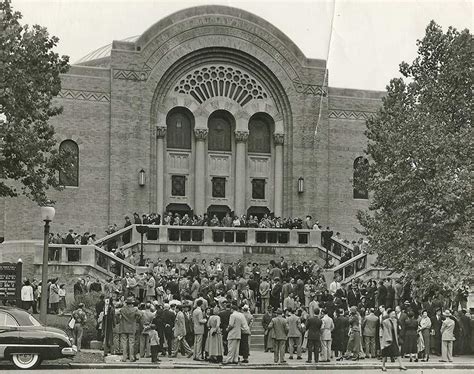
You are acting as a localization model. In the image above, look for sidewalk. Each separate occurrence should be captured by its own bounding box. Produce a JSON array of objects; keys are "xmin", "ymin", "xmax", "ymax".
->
[{"xmin": 69, "ymin": 350, "xmax": 474, "ymax": 370}]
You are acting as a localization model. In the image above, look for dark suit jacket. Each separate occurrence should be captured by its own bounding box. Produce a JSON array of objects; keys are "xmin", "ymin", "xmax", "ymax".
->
[{"xmin": 305, "ymin": 316, "xmax": 322, "ymax": 340}]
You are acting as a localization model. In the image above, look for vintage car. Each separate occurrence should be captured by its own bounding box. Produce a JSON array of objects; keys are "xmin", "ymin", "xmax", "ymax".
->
[{"xmin": 0, "ymin": 306, "xmax": 76, "ymax": 369}]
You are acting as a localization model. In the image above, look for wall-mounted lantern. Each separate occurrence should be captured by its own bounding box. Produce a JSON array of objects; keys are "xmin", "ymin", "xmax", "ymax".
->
[
  {"xmin": 138, "ymin": 169, "xmax": 146, "ymax": 187},
  {"xmin": 298, "ymin": 177, "xmax": 304, "ymax": 193}
]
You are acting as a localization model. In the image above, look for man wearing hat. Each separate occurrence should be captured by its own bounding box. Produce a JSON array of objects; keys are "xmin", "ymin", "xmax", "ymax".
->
[
  {"xmin": 262, "ymin": 305, "xmax": 274, "ymax": 352},
  {"xmin": 267, "ymin": 308, "xmax": 289, "ymax": 364},
  {"xmin": 440, "ymin": 310, "xmax": 456, "ymax": 362},
  {"xmin": 119, "ymin": 297, "xmax": 140, "ymax": 362},
  {"xmin": 71, "ymin": 303, "xmax": 87, "ymax": 351}
]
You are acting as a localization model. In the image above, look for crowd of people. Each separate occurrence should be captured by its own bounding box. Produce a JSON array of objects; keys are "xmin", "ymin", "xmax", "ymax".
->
[
  {"xmin": 41, "ymin": 256, "xmax": 471, "ymax": 367},
  {"xmin": 48, "ymin": 229, "xmax": 97, "ymax": 246}
]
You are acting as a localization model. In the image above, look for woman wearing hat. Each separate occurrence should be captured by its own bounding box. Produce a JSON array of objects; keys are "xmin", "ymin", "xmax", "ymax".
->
[{"xmin": 381, "ymin": 308, "xmax": 407, "ymax": 371}]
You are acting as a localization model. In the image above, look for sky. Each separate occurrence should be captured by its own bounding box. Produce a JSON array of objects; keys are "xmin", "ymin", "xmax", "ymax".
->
[{"xmin": 11, "ymin": 0, "xmax": 472, "ymax": 91}]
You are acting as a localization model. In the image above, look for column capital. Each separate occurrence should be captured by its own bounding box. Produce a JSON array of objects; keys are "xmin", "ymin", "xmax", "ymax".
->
[
  {"xmin": 156, "ymin": 126, "xmax": 167, "ymax": 138},
  {"xmin": 273, "ymin": 132, "xmax": 285, "ymax": 145},
  {"xmin": 235, "ymin": 130, "xmax": 249, "ymax": 143},
  {"xmin": 194, "ymin": 128, "xmax": 208, "ymax": 140}
]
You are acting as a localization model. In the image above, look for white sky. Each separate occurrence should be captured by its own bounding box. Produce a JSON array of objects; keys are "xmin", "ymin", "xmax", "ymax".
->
[{"xmin": 12, "ymin": 0, "xmax": 472, "ymax": 91}]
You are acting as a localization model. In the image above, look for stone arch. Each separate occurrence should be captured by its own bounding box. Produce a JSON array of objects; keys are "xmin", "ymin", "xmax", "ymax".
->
[
  {"xmin": 165, "ymin": 106, "xmax": 194, "ymax": 150},
  {"xmin": 150, "ymin": 47, "xmax": 291, "ymax": 136},
  {"xmin": 248, "ymin": 113, "xmax": 274, "ymax": 154},
  {"xmin": 137, "ymin": 5, "xmax": 317, "ymax": 81},
  {"xmin": 207, "ymin": 110, "xmax": 235, "ymax": 152}
]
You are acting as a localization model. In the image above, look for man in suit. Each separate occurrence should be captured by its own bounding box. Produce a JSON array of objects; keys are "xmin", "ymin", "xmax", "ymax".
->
[
  {"xmin": 225, "ymin": 304, "xmax": 244, "ymax": 364},
  {"xmin": 119, "ymin": 297, "xmax": 140, "ymax": 362},
  {"xmin": 161, "ymin": 303, "xmax": 175, "ymax": 357},
  {"xmin": 286, "ymin": 308, "xmax": 303, "ymax": 360},
  {"xmin": 171, "ymin": 304, "xmax": 193, "ymax": 357},
  {"xmin": 64, "ymin": 229, "xmax": 75, "ymax": 244},
  {"xmin": 259, "ymin": 277, "xmax": 271, "ymax": 313},
  {"xmin": 218, "ymin": 303, "xmax": 232, "ymax": 355},
  {"xmin": 268, "ymin": 308, "xmax": 289, "ymax": 364},
  {"xmin": 377, "ymin": 280, "xmax": 387, "ymax": 308},
  {"xmin": 192, "ymin": 299, "xmax": 207, "ymax": 360},
  {"xmin": 431, "ymin": 308, "xmax": 443, "ymax": 356},
  {"xmin": 362, "ymin": 308, "xmax": 378, "ymax": 358},
  {"xmin": 320, "ymin": 308, "xmax": 335, "ymax": 362},
  {"xmin": 305, "ymin": 307, "xmax": 322, "ymax": 363},
  {"xmin": 440, "ymin": 310, "xmax": 456, "ymax": 362},
  {"xmin": 262, "ymin": 305, "xmax": 274, "ymax": 352}
]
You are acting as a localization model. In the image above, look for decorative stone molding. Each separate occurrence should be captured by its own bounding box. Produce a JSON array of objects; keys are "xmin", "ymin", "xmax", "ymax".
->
[
  {"xmin": 174, "ymin": 64, "xmax": 268, "ymax": 106},
  {"xmin": 58, "ymin": 89, "xmax": 110, "ymax": 102},
  {"xmin": 292, "ymin": 80, "xmax": 327, "ymax": 97},
  {"xmin": 113, "ymin": 65, "xmax": 151, "ymax": 81},
  {"xmin": 273, "ymin": 133, "xmax": 285, "ymax": 145},
  {"xmin": 156, "ymin": 126, "xmax": 167, "ymax": 138},
  {"xmin": 194, "ymin": 128, "xmax": 209, "ymax": 140},
  {"xmin": 328, "ymin": 110, "xmax": 376, "ymax": 121},
  {"xmin": 235, "ymin": 130, "xmax": 249, "ymax": 143}
]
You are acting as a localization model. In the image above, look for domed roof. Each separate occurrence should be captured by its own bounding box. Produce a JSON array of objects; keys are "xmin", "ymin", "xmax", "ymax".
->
[{"xmin": 75, "ymin": 35, "xmax": 139, "ymax": 65}]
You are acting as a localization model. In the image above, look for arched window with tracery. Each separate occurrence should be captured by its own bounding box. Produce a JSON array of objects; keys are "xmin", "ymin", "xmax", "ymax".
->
[
  {"xmin": 353, "ymin": 156, "xmax": 369, "ymax": 199},
  {"xmin": 208, "ymin": 110, "xmax": 233, "ymax": 152},
  {"xmin": 59, "ymin": 140, "xmax": 79, "ymax": 187},
  {"xmin": 166, "ymin": 107, "xmax": 193, "ymax": 149},
  {"xmin": 248, "ymin": 114, "xmax": 272, "ymax": 153}
]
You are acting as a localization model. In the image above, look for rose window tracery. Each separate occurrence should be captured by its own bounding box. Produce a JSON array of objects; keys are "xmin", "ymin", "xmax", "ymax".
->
[{"xmin": 174, "ymin": 65, "xmax": 268, "ymax": 106}]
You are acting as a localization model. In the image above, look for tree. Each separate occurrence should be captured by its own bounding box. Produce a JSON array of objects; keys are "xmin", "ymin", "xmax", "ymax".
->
[
  {"xmin": 357, "ymin": 21, "xmax": 472, "ymax": 295},
  {"xmin": 0, "ymin": 0, "xmax": 70, "ymax": 204}
]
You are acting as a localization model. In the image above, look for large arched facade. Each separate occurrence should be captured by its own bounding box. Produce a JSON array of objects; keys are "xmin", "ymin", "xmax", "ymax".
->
[{"xmin": 0, "ymin": 5, "xmax": 385, "ymax": 240}]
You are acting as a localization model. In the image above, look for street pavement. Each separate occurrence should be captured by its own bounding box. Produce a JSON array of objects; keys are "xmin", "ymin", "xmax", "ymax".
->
[
  {"xmin": 2, "ymin": 350, "xmax": 474, "ymax": 371},
  {"xmin": 2, "ymin": 369, "xmax": 474, "ymax": 373}
]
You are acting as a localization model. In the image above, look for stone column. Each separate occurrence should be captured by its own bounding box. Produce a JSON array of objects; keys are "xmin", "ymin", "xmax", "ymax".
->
[
  {"xmin": 194, "ymin": 128, "xmax": 208, "ymax": 216},
  {"xmin": 156, "ymin": 126, "xmax": 167, "ymax": 215},
  {"xmin": 273, "ymin": 132, "xmax": 284, "ymax": 217},
  {"xmin": 234, "ymin": 130, "xmax": 249, "ymax": 216}
]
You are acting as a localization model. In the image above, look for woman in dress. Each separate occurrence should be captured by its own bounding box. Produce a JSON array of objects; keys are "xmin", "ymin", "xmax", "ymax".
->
[
  {"xmin": 346, "ymin": 306, "xmax": 361, "ymax": 360},
  {"xmin": 206, "ymin": 308, "xmax": 224, "ymax": 363},
  {"xmin": 381, "ymin": 308, "xmax": 407, "ymax": 371},
  {"xmin": 403, "ymin": 311, "xmax": 419, "ymax": 362},
  {"xmin": 418, "ymin": 309, "xmax": 432, "ymax": 361}
]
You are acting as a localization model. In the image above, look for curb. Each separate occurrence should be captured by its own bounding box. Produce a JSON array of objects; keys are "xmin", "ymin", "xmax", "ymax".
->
[{"xmin": 67, "ymin": 362, "xmax": 474, "ymax": 370}]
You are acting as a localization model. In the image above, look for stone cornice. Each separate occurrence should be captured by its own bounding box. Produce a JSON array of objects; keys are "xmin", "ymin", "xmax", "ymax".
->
[
  {"xmin": 57, "ymin": 89, "xmax": 110, "ymax": 102},
  {"xmin": 328, "ymin": 110, "xmax": 376, "ymax": 121}
]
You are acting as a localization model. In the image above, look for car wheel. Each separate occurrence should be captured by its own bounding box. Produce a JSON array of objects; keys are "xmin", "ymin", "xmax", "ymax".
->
[{"xmin": 11, "ymin": 353, "xmax": 40, "ymax": 369}]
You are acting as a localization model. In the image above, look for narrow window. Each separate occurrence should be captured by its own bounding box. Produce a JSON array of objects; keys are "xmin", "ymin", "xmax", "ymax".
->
[{"xmin": 59, "ymin": 140, "xmax": 79, "ymax": 187}]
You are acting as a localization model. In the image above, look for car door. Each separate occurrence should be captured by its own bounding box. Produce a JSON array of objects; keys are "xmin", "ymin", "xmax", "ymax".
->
[{"xmin": 0, "ymin": 311, "xmax": 19, "ymax": 359}]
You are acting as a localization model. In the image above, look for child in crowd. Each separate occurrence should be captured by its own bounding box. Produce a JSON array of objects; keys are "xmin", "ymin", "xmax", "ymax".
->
[{"xmin": 148, "ymin": 324, "xmax": 160, "ymax": 363}]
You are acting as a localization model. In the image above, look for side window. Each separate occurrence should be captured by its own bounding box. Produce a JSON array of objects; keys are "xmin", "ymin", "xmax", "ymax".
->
[
  {"xmin": 0, "ymin": 311, "xmax": 19, "ymax": 326},
  {"xmin": 59, "ymin": 140, "xmax": 79, "ymax": 187}
]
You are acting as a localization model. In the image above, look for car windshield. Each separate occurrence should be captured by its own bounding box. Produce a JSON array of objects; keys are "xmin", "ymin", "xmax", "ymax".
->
[{"xmin": 28, "ymin": 314, "xmax": 42, "ymax": 326}]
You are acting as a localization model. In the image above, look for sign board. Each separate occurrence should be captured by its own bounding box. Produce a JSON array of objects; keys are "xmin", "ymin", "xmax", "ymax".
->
[{"xmin": 0, "ymin": 262, "xmax": 22, "ymax": 300}]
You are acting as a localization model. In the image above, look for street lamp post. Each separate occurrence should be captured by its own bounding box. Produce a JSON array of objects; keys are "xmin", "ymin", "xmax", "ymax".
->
[
  {"xmin": 40, "ymin": 206, "xmax": 55, "ymax": 324},
  {"xmin": 136, "ymin": 225, "xmax": 149, "ymax": 267}
]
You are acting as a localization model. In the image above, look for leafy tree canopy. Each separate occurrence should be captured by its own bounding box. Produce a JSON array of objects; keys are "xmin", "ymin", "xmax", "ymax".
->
[
  {"xmin": 0, "ymin": 0, "xmax": 70, "ymax": 204},
  {"xmin": 358, "ymin": 21, "xmax": 472, "ymax": 295}
]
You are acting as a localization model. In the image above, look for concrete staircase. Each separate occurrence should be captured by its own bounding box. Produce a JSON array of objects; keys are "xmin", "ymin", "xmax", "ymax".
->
[{"xmin": 251, "ymin": 313, "xmax": 265, "ymax": 351}]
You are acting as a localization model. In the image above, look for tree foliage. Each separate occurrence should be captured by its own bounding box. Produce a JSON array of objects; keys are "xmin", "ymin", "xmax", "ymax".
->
[
  {"xmin": 358, "ymin": 21, "xmax": 473, "ymax": 294},
  {"xmin": 0, "ymin": 0, "xmax": 70, "ymax": 204}
]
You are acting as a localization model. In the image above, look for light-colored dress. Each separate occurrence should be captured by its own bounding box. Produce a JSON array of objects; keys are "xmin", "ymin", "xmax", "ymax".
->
[{"xmin": 206, "ymin": 315, "xmax": 224, "ymax": 356}]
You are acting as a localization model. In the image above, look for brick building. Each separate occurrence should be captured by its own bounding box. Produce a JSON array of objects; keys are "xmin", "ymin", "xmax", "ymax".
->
[{"xmin": 0, "ymin": 6, "xmax": 384, "ymax": 241}]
